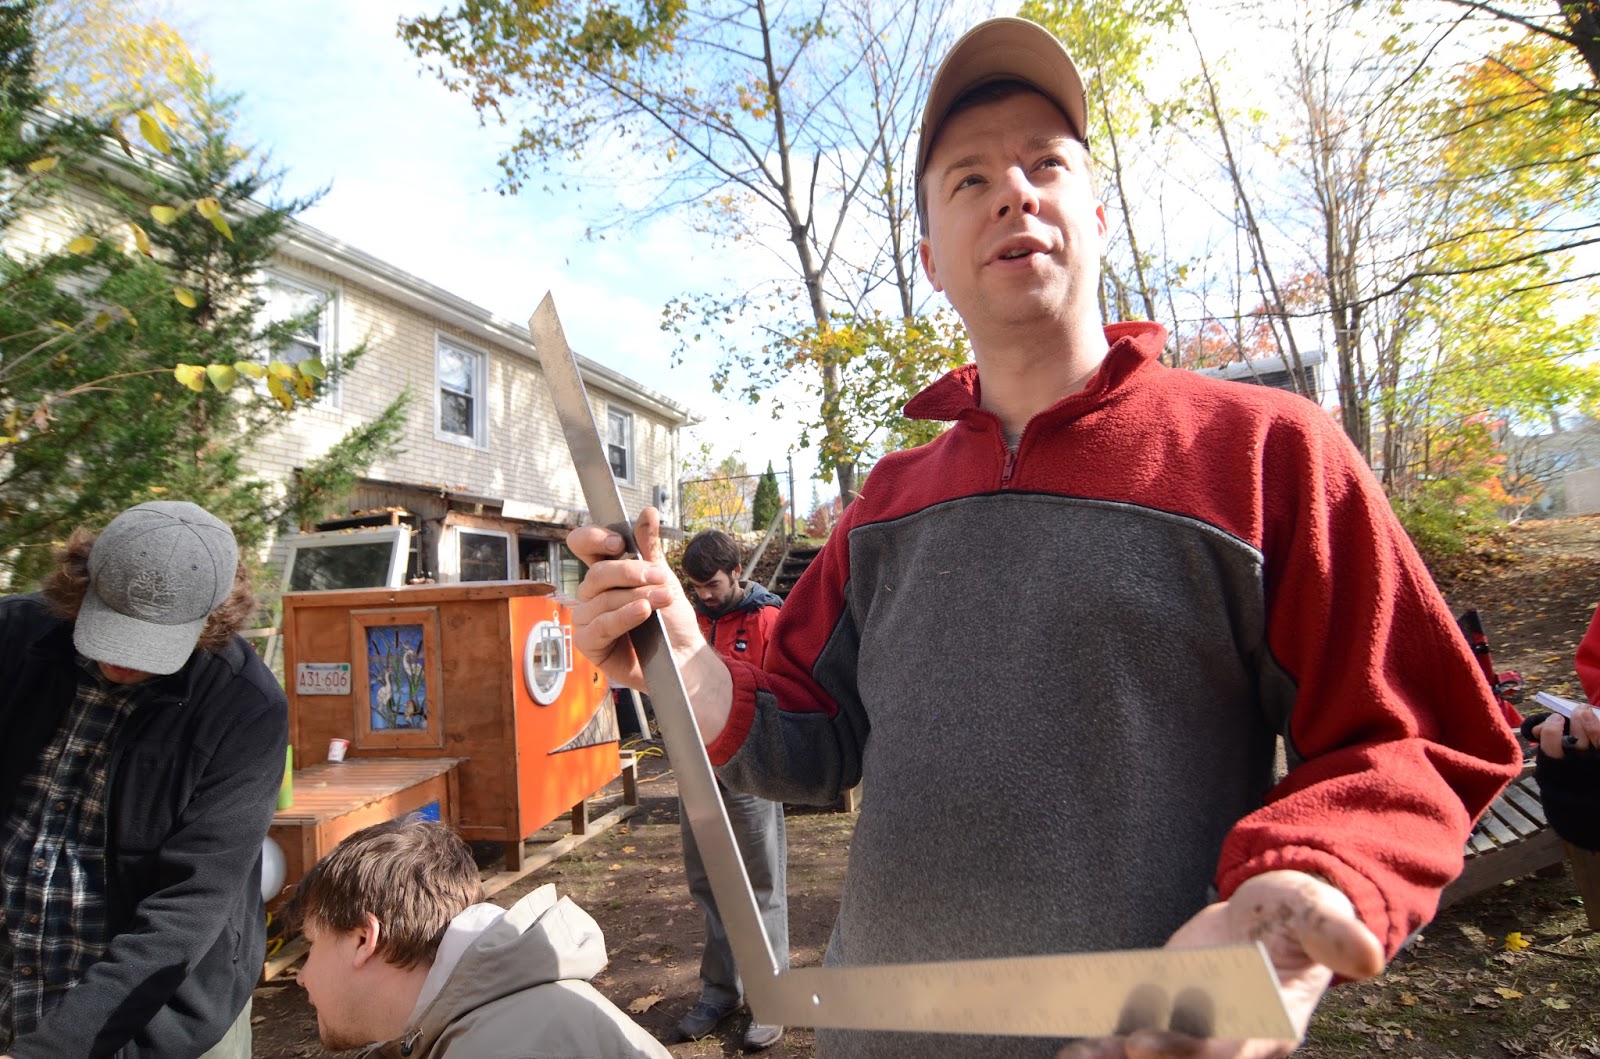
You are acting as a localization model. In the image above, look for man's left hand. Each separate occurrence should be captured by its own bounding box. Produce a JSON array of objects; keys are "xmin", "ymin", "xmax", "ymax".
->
[
  {"xmin": 1057, "ymin": 870, "xmax": 1385, "ymax": 1059},
  {"xmin": 1531, "ymin": 700, "xmax": 1600, "ymax": 758}
]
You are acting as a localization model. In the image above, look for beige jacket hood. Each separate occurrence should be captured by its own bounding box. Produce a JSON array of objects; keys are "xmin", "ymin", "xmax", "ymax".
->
[{"xmin": 368, "ymin": 884, "xmax": 670, "ymax": 1059}]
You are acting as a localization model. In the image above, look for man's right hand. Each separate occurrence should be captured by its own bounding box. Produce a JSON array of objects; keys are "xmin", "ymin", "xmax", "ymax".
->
[{"xmin": 567, "ymin": 507, "xmax": 735, "ymax": 743}]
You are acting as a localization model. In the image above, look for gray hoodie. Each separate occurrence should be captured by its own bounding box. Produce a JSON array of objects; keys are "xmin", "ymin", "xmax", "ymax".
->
[{"xmin": 367, "ymin": 884, "xmax": 670, "ymax": 1059}]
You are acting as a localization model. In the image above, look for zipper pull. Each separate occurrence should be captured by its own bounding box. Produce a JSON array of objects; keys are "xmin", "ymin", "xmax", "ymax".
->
[{"xmin": 1001, "ymin": 446, "xmax": 1017, "ymax": 486}]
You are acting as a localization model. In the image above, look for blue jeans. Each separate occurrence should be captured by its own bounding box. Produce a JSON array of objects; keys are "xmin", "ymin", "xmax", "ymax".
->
[{"xmin": 680, "ymin": 785, "xmax": 789, "ymax": 1008}]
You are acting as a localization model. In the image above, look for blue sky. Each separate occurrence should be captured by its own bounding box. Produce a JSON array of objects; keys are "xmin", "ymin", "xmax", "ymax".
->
[{"xmin": 164, "ymin": 0, "xmax": 832, "ymax": 501}]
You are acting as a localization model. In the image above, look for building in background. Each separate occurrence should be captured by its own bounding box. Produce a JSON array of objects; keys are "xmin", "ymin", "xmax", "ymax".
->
[
  {"xmin": 1193, "ymin": 349, "xmax": 1326, "ymax": 402},
  {"xmin": 256, "ymin": 217, "xmax": 695, "ymax": 596},
  {"xmin": 9, "ymin": 145, "xmax": 696, "ymax": 598}
]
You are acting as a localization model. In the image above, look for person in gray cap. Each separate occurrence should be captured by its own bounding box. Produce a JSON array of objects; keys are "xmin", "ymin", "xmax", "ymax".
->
[
  {"xmin": 565, "ymin": 16, "xmax": 1521, "ymax": 1059},
  {"xmin": 0, "ymin": 501, "xmax": 289, "ymax": 1059}
]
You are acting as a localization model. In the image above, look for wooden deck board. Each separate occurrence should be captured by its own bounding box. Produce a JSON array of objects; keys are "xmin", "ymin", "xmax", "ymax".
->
[
  {"xmin": 1475, "ymin": 806, "xmax": 1521, "ymax": 846},
  {"xmin": 1489, "ymin": 796, "xmax": 1543, "ymax": 839},
  {"xmin": 1443, "ymin": 760, "xmax": 1579, "ymax": 911},
  {"xmin": 1502, "ymin": 780, "xmax": 1547, "ymax": 826},
  {"xmin": 272, "ymin": 758, "xmax": 466, "ymax": 825}
]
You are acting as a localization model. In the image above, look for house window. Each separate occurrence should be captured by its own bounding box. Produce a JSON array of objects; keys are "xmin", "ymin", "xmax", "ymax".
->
[
  {"xmin": 437, "ymin": 337, "xmax": 486, "ymax": 445},
  {"xmin": 606, "ymin": 408, "xmax": 634, "ymax": 482},
  {"xmin": 261, "ymin": 274, "xmax": 336, "ymax": 405},
  {"xmin": 456, "ymin": 528, "xmax": 512, "ymax": 581},
  {"xmin": 522, "ymin": 539, "xmax": 582, "ymax": 593}
]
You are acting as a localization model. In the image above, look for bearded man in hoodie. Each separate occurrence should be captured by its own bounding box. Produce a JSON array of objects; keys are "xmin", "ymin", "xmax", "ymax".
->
[
  {"xmin": 290, "ymin": 819, "xmax": 669, "ymax": 1058},
  {"xmin": 674, "ymin": 530, "xmax": 789, "ymax": 1050}
]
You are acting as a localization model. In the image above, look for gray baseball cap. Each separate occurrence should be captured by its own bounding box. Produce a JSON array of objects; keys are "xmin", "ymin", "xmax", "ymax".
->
[{"xmin": 75, "ymin": 501, "xmax": 239, "ymax": 675}]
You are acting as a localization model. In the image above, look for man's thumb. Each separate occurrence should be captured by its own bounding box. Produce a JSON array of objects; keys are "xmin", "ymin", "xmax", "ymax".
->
[
  {"xmin": 1301, "ymin": 900, "xmax": 1385, "ymax": 980},
  {"xmin": 634, "ymin": 506, "xmax": 664, "ymax": 564}
]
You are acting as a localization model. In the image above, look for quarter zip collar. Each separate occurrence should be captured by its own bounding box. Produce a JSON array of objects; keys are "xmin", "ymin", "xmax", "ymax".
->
[
  {"xmin": 903, "ymin": 322, "xmax": 1166, "ymax": 491},
  {"xmin": 903, "ymin": 321, "xmax": 1167, "ymax": 426}
]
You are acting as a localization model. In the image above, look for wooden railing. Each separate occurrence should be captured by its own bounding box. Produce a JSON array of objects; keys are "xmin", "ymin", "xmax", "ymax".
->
[{"xmin": 745, "ymin": 505, "xmax": 788, "ymax": 585}]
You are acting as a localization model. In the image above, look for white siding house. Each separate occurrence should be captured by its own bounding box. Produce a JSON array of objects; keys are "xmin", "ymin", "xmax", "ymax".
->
[{"xmin": 8, "ymin": 147, "xmax": 697, "ymax": 595}]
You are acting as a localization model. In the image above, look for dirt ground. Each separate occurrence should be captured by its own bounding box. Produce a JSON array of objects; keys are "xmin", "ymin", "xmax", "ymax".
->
[{"xmin": 250, "ymin": 516, "xmax": 1600, "ymax": 1059}]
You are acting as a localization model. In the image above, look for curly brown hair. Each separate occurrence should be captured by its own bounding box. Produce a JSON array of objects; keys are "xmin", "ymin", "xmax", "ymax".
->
[{"xmin": 41, "ymin": 526, "xmax": 258, "ymax": 650}]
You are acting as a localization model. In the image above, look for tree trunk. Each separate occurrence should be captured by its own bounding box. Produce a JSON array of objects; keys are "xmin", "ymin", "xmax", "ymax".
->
[{"xmin": 1560, "ymin": 1, "xmax": 1600, "ymax": 86}]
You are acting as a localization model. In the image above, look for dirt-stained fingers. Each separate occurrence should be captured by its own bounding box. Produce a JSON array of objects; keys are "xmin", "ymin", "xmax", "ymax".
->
[{"xmin": 567, "ymin": 523, "xmax": 626, "ymax": 567}]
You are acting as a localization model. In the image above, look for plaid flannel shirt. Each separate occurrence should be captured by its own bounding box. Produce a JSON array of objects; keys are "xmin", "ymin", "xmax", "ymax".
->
[{"xmin": 0, "ymin": 657, "xmax": 140, "ymax": 1050}]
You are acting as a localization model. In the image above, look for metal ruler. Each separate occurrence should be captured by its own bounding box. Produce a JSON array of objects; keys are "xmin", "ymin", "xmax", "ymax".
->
[{"xmin": 529, "ymin": 293, "xmax": 1296, "ymax": 1041}]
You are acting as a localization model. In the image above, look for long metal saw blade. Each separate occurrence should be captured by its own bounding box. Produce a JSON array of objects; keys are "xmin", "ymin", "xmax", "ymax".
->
[
  {"xmin": 529, "ymin": 292, "xmax": 1295, "ymax": 1041},
  {"xmin": 530, "ymin": 293, "xmax": 781, "ymax": 992}
]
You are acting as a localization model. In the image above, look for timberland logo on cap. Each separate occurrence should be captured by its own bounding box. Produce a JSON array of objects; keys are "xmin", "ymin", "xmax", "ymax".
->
[{"xmin": 123, "ymin": 568, "xmax": 179, "ymax": 620}]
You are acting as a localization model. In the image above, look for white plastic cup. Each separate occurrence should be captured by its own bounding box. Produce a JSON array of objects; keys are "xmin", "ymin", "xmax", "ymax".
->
[{"xmin": 327, "ymin": 738, "xmax": 349, "ymax": 763}]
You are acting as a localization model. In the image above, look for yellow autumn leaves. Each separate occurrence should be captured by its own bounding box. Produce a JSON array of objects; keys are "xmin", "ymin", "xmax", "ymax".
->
[
  {"xmin": 1491, "ymin": 933, "xmax": 1576, "ymax": 1011},
  {"xmin": 40, "ymin": 97, "xmax": 308, "ymax": 409},
  {"xmin": 143, "ymin": 195, "xmax": 234, "ymax": 243},
  {"xmin": 53, "ymin": 103, "xmax": 233, "ymax": 264},
  {"xmin": 194, "ymin": 196, "xmax": 234, "ymax": 240},
  {"xmin": 137, "ymin": 108, "xmax": 171, "ymax": 154},
  {"xmin": 172, "ymin": 356, "xmax": 326, "ymax": 411}
]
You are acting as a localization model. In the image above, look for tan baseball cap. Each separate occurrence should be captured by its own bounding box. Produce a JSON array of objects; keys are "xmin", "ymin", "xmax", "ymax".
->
[{"xmin": 915, "ymin": 18, "xmax": 1088, "ymax": 218}]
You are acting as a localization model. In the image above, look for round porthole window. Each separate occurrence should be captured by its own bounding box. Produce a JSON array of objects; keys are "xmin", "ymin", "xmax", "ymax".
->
[{"xmin": 523, "ymin": 620, "xmax": 571, "ymax": 705}]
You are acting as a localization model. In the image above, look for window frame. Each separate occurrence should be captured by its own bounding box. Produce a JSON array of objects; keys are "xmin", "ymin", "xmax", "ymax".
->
[
  {"xmin": 557, "ymin": 543, "xmax": 585, "ymax": 598},
  {"xmin": 522, "ymin": 618, "xmax": 572, "ymax": 706},
  {"xmin": 605, "ymin": 405, "xmax": 635, "ymax": 485},
  {"xmin": 260, "ymin": 271, "xmax": 339, "ymax": 408},
  {"xmin": 435, "ymin": 334, "xmax": 488, "ymax": 448},
  {"xmin": 281, "ymin": 526, "xmax": 411, "ymax": 592},
  {"xmin": 350, "ymin": 606, "xmax": 446, "ymax": 750},
  {"xmin": 441, "ymin": 525, "xmax": 514, "ymax": 583}
]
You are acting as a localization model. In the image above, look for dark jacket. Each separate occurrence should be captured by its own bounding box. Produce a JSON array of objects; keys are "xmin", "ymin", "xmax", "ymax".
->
[
  {"xmin": 0, "ymin": 593, "xmax": 289, "ymax": 1059},
  {"xmin": 1520, "ymin": 711, "xmax": 1600, "ymax": 852}
]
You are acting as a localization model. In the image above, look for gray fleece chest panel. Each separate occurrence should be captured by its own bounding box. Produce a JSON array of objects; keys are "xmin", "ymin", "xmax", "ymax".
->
[{"xmin": 808, "ymin": 494, "xmax": 1284, "ymax": 1056}]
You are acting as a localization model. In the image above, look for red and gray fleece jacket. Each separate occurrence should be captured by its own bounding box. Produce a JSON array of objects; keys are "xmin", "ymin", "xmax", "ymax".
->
[{"xmin": 709, "ymin": 322, "xmax": 1519, "ymax": 981}]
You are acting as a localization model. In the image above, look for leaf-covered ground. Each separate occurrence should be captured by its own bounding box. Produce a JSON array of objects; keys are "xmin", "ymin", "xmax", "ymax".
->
[{"xmin": 250, "ymin": 517, "xmax": 1600, "ymax": 1058}]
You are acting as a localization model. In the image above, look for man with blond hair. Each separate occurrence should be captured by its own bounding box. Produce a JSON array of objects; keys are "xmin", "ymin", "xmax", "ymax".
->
[{"xmin": 290, "ymin": 818, "xmax": 670, "ymax": 1058}]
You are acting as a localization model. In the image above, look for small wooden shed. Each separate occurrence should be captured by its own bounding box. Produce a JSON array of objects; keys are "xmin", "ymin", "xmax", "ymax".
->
[{"xmin": 278, "ymin": 581, "xmax": 621, "ymax": 873}]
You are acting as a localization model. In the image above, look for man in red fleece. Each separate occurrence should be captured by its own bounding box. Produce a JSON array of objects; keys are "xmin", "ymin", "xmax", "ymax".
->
[
  {"xmin": 674, "ymin": 530, "xmax": 787, "ymax": 1051},
  {"xmin": 565, "ymin": 18, "xmax": 1521, "ymax": 1059}
]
